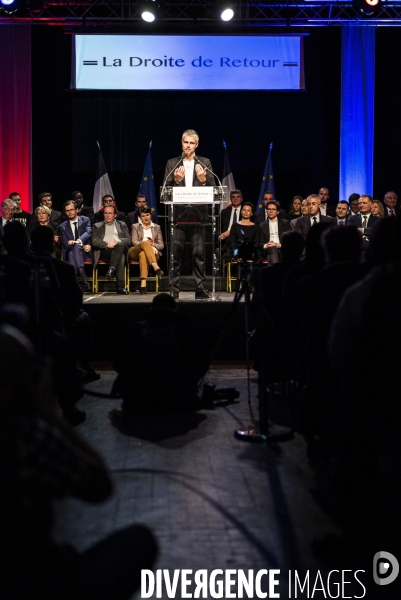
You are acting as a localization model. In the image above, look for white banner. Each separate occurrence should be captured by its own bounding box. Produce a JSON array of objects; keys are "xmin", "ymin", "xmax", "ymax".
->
[
  {"xmin": 172, "ymin": 188, "xmax": 214, "ymax": 204},
  {"xmin": 72, "ymin": 35, "xmax": 304, "ymax": 91}
]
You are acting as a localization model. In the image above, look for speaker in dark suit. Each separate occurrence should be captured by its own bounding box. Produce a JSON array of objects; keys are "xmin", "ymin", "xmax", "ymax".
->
[{"xmin": 163, "ymin": 129, "xmax": 215, "ymax": 299}]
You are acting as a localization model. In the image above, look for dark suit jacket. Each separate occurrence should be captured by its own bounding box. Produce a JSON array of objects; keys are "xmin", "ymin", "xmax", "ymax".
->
[
  {"xmin": 346, "ymin": 213, "xmax": 379, "ymax": 237},
  {"xmin": 59, "ymin": 216, "xmax": 92, "ymax": 252},
  {"xmin": 383, "ymin": 206, "xmax": 399, "ymax": 218},
  {"xmin": 334, "ymin": 215, "xmax": 352, "ymax": 226},
  {"xmin": 91, "ymin": 220, "xmax": 131, "ymax": 266},
  {"xmin": 294, "ymin": 213, "xmax": 333, "ymax": 239},
  {"xmin": 255, "ymin": 207, "xmax": 291, "ymax": 224},
  {"xmin": 259, "ymin": 218, "xmax": 291, "ymax": 250},
  {"xmin": 163, "ymin": 155, "xmax": 215, "ymax": 187},
  {"xmin": 127, "ymin": 209, "xmax": 158, "ymax": 228},
  {"xmin": 320, "ymin": 203, "xmax": 337, "ymax": 218}
]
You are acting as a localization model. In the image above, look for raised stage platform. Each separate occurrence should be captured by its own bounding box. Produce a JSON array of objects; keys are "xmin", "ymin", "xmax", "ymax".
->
[{"xmin": 83, "ymin": 283, "xmax": 255, "ymax": 362}]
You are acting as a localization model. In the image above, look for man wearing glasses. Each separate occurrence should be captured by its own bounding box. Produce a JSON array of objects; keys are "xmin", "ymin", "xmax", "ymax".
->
[{"xmin": 259, "ymin": 200, "xmax": 291, "ymax": 264}]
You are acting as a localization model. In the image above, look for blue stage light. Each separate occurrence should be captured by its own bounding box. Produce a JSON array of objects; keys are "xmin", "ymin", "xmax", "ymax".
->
[{"xmin": 1, "ymin": 0, "xmax": 16, "ymax": 5}]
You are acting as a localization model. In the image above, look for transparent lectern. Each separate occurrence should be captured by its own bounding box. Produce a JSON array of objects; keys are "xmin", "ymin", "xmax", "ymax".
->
[{"xmin": 160, "ymin": 185, "xmax": 226, "ymax": 301}]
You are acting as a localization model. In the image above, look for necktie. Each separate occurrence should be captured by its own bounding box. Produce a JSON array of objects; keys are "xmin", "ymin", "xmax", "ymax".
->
[
  {"xmin": 390, "ymin": 210, "xmax": 395, "ymax": 217},
  {"xmin": 338, "ymin": 220, "xmax": 344, "ymax": 225},
  {"xmin": 233, "ymin": 209, "xmax": 237, "ymax": 225},
  {"xmin": 74, "ymin": 222, "xmax": 79, "ymax": 240},
  {"xmin": 363, "ymin": 216, "xmax": 368, "ymax": 229},
  {"xmin": 312, "ymin": 216, "xmax": 317, "ymax": 226}
]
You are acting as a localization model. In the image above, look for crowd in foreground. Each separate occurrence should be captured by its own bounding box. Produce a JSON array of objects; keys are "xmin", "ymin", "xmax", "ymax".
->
[{"xmin": 1, "ymin": 185, "xmax": 401, "ymax": 598}]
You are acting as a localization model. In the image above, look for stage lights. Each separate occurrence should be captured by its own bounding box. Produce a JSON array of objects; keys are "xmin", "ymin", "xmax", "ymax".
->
[
  {"xmin": 216, "ymin": 1, "xmax": 235, "ymax": 22},
  {"xmin": 353, "ymin": 0, "xmax": 381, "ymax": 17},
  {"xmin": 1, "ymin": 0, "xmax": 16, "ymax": 5},
  {"xmin": 140, "ymin": 0, "xmax": 159, "ymax": 23}
]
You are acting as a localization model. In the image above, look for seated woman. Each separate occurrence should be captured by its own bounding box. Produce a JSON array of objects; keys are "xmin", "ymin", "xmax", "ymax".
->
[
  {"xmin": 371, "ymin": 200, "xmax": 385, "ymax": 218},
  {"xmin": 29, "ymin": 205, "xmax": 61, "ymax": 258},
  {"xmin": 289, "ymin": 195, "xmax": 303, "ymax": 220},
  {"xmin": 128, "ymin": 206, "xmax": 164, "ymax": 293},
  {"xmin": 227, "ymin": 202, "xmax": 260, "ymax": 262}
]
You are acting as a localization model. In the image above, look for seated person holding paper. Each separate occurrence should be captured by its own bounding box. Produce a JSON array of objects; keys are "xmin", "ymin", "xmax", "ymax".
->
[{"xmin": 128, "ymin": 206, "xmax": 164, "ymax": 294}]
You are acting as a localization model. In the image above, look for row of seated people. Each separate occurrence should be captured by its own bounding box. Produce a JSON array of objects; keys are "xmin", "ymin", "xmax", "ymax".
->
[
  {"xmin": 2, "ymin": 190, "xmax": 155, "ymax": 230},
  {"xmin": 3, "ymin": 186, "xmax": 397, "ymax": 234},
  {"xmin": 59, "ymin": 201, "xmax": 164, "ymax": 295},
  {"xmin": 2, "ymin": 197, "xmax": 164, "ymax": 295},
  {"xmin": 220, "ymin": 193, "xmax": 383, "ymax": 266}
]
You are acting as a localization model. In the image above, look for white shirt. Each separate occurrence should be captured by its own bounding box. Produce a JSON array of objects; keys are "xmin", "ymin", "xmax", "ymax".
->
[
  {"xmin": 69, "ymin": 219, "xmax": 82, "ymax": 244},
  {"xmin": 184, "ymin": 159, "xmax": 195, "ymax": 187},
  {"xmin": 320, "ymin": 204, "xmax": 327, "ymax": 216},
  {"xmin": 228, "ymin": 207, "xmax": 240, "ymax": 230},
  {"xmin": 268, "ymin": 218, "xmax": 280, "ymax": 244},
  {"xmin": 310, "ymin": 214, "xmax": 320, "ymax": 225}
]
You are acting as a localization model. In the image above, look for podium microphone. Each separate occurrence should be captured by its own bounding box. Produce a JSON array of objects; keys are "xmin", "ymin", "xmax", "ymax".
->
[
  {"xmin": 194, "ymin": 155, "xmax": 224, "ymax": 197},
  {"xmin": 161, "ymin": 153, "xmax": 185, "ymax": 200}
]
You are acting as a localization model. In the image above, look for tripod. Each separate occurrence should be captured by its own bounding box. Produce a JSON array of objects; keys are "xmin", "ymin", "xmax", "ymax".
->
[{"xmin": 232, "ymin": 261, "xmax": 293, "ymax": 443}]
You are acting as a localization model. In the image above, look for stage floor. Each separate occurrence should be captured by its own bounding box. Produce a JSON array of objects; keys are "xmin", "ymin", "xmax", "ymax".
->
[{"xmin": 83, "ymin": 291, "xmax": 241, "ymax": 304}]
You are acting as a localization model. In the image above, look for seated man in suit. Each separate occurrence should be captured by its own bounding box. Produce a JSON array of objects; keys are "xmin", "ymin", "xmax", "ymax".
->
[
  {"xmin": 254, "ymin": 192, "xmax": 274, "ymax": 225},
  {"xmin": 70, "ymin": 191, "xmax": 95, "ymax": 224},
  {"xmin": 295, "ymin": 194, "xmax": 333, "ymax": 239},
  {"xmin": 94, "ymin": 194, "xmax": 128, "ymax": 227},
  {"xmin": 259, "ymin": 199, "xmax": 291, "ymax": 264},
  {"xmin": 127, "ymin": 193, "xmax": 158, "ymax": 228},
  {"xmin": 318, "ymin": 187, "xmax": 337, "ymax": 217},
  {"xmin": 59, "ymin": 200, "xmax": 92, "ymax": 293},
  {"xmin": 92, "ymin": 204, "xmax": 131, "ymax": 295},
  {"xmin": 346, "ymin": 194, "xmax": 380, "ymax": 249},
  {"xmin": 383, "ymin": 190, "xmax": 399, "ymax": 217},
  {"xmin": 1, "ymin": 199, "xmax": 16, "ymax": 227},
  {"xmin": 219, "ymin": 189, "xmax": 244, "ymax": 259},
  {"xmin": 335, "ymin": 200, "xmax": 351, "ymax": 226}
]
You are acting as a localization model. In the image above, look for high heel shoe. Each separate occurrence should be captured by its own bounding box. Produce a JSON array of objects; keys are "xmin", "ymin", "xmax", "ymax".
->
[
  {"xmin": 140, "ymin": 286, "xmax": 148, "ymax": 294},
  {"xmin": 155, "ymin": 268, "xmax": 164, "ymax": 279}
]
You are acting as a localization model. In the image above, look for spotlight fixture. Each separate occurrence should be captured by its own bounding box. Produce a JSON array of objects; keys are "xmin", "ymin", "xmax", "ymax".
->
[
  {"xmin": 0, "ymin": 0, "xmax": 16, "ymax": 5},
  {"xmin": 216, "ymin": 1, "xmax": 235, "ymax": 22},
  {"xmin": 140, "ymin": 0, "xmax": 159, "ymax": 23},
  {"xmin": 353, "ymin": 0, "xmax": 381, "ymax": 17}
]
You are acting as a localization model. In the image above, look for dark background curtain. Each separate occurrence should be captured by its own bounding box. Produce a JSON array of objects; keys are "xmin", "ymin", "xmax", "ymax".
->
[
  {"xmin": 0, "ymin": 24, "xmax": 32, "ymax": 211},
  {"xmin": 28, "ymin": 26, "xmax": 401, "ymax": 215}
]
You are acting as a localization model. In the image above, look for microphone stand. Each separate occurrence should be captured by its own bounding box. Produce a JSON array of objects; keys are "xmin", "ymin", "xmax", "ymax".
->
[{"xmin": 161, "ymin": 154, "xmax": 184, "ymax": 297}]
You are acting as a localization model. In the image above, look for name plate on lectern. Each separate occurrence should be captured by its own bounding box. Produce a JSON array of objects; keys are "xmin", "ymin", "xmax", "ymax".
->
[{"xmin": 172, "ymin": 187, "xmax": 214, "ymax": 204}]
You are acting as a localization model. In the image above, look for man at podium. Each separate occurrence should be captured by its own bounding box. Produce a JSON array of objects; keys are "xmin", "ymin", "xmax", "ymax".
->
[{"xmin": 164, "ymin": 129, "xmax": 215, "ymax": 300}]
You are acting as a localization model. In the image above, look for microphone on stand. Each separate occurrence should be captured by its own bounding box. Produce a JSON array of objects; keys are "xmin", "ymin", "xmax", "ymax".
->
[
  {"xmin": 161, "ymin": 152, "xmax": 185, "ymax": 201},
  {"xmin": 193, "ymin": 155, "xmax": 224, "ymax": 197}
]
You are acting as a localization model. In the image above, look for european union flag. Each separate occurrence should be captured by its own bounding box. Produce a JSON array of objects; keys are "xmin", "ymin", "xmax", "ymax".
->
[
  {"xmin": 257, "ymin": 142, "xmax": 276, "ymax": 209},
  {"xmin": 139, "ymin": 141, "xmax": 158, "ymax": 219}
]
